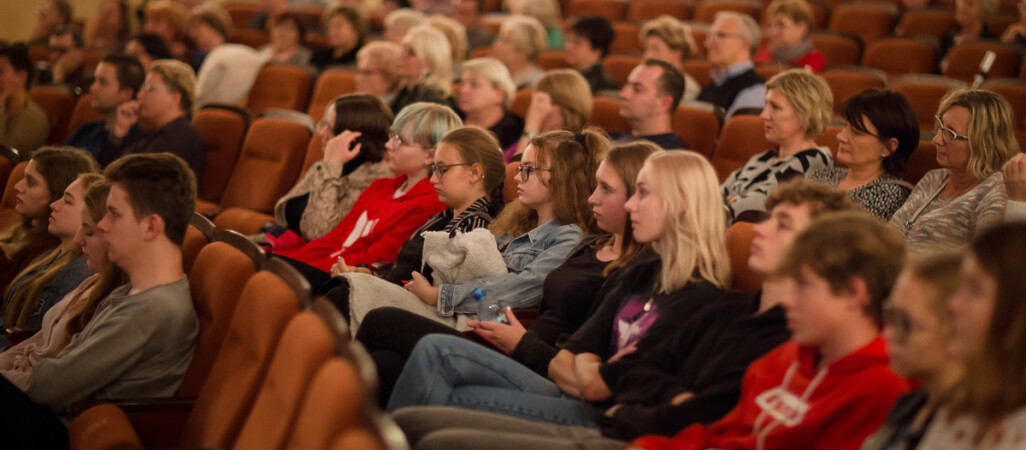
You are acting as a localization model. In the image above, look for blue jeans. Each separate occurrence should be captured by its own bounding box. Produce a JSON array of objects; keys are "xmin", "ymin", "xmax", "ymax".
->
[{"xmin": 386, "ymin": 334, "xmax": 599, "ymax": 428}]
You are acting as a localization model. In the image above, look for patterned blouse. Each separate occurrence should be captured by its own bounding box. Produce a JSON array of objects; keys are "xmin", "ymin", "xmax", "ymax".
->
[
  {"xmin": 808, "ymin": 167, "xmax": 912, "ymax": 220},
  {"xmin": 888, "ymin": 169, "xmax": 1008, "ymax": 255},
  {"xmin": 722, "ymin": 147, "xmax": 834, "ymax": 222}
]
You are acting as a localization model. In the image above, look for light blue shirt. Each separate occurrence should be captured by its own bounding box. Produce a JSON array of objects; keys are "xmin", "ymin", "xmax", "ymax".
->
[
  {"xmin": 436, "ymin": 220, "xmax": 582, "ymax": 317},
  {"xmin": 711, "ymin": 61, "xmax": 767, "ymax": 119}
]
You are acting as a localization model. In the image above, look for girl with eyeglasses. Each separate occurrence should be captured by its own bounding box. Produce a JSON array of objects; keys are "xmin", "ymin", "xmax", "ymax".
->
[
  {"xmin": 862, "ymin": 254, "xmax": 965, "ymax": 450},
  {"xmin": 808, "ymin": 89, "xmax": 919, "ymax": 220},
  {"xmin": 888, "ymin": 89, "xmax": 1018, "ymax": 255},
  {"xmin": 276, "ymin": 102, "xmax": 459, "ymax": 285}
]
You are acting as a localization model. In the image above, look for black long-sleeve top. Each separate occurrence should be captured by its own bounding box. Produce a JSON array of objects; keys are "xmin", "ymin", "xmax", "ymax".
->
[
  {"xmin": 596, "ymin": 292, "xmax": 790, "ymax": 440},
  {"xmin": 97, "ymin": 116, "xmax": 206, "ymax": 180}
]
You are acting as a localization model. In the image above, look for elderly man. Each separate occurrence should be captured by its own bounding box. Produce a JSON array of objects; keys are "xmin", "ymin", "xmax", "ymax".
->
[{"xmin": 698, "ymin": 12, "xmax": 766, "ymax": 119}]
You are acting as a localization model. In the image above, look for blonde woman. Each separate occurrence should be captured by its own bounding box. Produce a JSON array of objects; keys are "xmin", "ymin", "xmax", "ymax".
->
[
  {"xmin": 425, "ymin": 15, "xmax": 468, "ymax": 66},
  {"xmin": 458, "ymin": 58, "xmax": 524, "ymax": 149},
  {"xmin": 494, "ymin": 15, "xmax": 548, "ymax": 89},
  {"xmin": 355, "ymin": 41, "xmax": 402, "ymax": 105},
  {"xmin": 721, "ymin": 68, "xmax": 834, "ymax": 222},
  {"xmin": 889, "ymin": 89, "xmax": 1018, "ymax": 255},
  {"xmin": 383, "ymin": 8, "xmax": 426, "ymax": 44},
  {"xmin": 511, "ymin": 69, "xmax": 593, "ymax": 160},
  {"xmin": 640, "ymin": 15, "xmax": 701, "ymax": 102},
  {"xmin": 510, "ymin": 0, "xmax": 564, "ymax": 49},
  {"xmin": 390, "ymin": 26, "xmax": 455, "ymax": 115},
  {"xmin": 387, "ymin": 151, "xmax": 732, "ymax": 429}
]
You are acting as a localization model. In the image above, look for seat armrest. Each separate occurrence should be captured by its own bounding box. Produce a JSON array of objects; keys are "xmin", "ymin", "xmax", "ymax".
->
[{"xmin": 68, "ymin": 397, "xmax": 196, "ymax": 416}]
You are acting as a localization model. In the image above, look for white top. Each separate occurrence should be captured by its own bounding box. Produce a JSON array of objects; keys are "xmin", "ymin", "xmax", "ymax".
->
[{"xmin": 920, "ymin": 406, "xmax": 1026, "ymax": 449}]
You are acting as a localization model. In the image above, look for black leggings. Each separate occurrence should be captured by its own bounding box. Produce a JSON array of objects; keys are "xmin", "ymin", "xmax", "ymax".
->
[
  {"xmin": 355, "ymin": 307, "xmax": 468, "ymax": 406},
  {"xmin": 0, "ymin": 376, "xmax": 69, "ymax": 449}
]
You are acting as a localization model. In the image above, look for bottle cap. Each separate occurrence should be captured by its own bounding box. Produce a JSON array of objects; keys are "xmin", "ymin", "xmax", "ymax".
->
[{"xmin": 472, "ymin": 287, "xmax": 486, "ymax": 302}]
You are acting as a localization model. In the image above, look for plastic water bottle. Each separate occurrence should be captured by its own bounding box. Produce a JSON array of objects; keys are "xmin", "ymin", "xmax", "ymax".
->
[{"xmin": 473, "ymin": 287, "xmax": 509, "ymax": 324}]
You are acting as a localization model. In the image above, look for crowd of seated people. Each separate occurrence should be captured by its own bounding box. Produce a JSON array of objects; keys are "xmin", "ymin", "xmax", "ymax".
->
[{"xmin": 1, "ymin": 0, "xmax": 1026, "ymax": 448}]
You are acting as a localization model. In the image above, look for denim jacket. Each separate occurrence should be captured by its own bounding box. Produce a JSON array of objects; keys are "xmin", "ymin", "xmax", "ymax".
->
[{"xmin": 436, "ymin": 220, "xmax": 582, "ymax": 317}]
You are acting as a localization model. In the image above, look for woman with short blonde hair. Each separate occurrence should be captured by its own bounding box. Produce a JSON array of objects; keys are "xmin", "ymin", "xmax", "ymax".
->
[
  {"xmin": 383, "ymin": 8, "xmax": 425, "ymax": 44},
  {"xmin": 639, "ymin": 15, "xmax": 700, "ymax": 102},
  {"xmin": 889, "ymin": 89, "xmax": 1018, "ymax": 255},
  {"xmin": 390, "ymin": 25, "xmax": 455, "ymax": 114},
  {"xmin": 721, "ymin": 68, "xmax": 834, "ymax": 222},
  {"xmin": 356, "ymin": 41, "xmax": 402, "ymax": 104},
  {"xmin": 458, "ymin": 58, "xmax": 525, "ymax": 149},
  {"xmin": 510, "ymin": 0, "xmax": 564, "ymax": 48},
  {"xmin": 494, "ymin": 15, "xmax": 548, "ymax": 89}
]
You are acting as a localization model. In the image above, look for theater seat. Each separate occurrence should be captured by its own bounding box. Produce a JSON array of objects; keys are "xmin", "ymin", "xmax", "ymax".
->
[
  {"xmin": 862, "ymin": 37, "xmax": 938, "ymax": 79},
  {"xmin": 66, "ymin": 93, "xmax": 106, "ymax": 139},
  {"xmin": 726, "ymin": 221, "xmax": 761, "ymax": 292},
  {"xmin": 890, "ymin": 74, "xmax": 967, "ymax": 130},
  {"xmin": 674, "ymin": 102, "xmax": 724, "ymax": 159},
  {"xmin": 0, "ymin": 147, "xmax": 17, "ymax": 204},
  {"xmin": 901, "ymin": 140, "xmax": 940, "ymax": 185},
  {"xmin": 983, "ymin": 79, "xmax": 1026, "ymax": 144},
  {"xmin": 810, "ymin": 32, "xmax": 863, "ymax": 67},
  {"xmin": 68, "ymin": 263, "xmax": 306, "ymax": 450},
  {"xmin": 683, "ymin": 59, "xmax": 713, "ymax": 87},
  {"xmin": 566, "ymin": 0, "xmax": 627, "ymax": 21},
  {"xmin": 610, "ymin": 22, "xmax": 642, "ymax": 54},
  {"xmin": 627, "ymin": 0, "xmax": 690, "ymax": 21},
  {"xmin": 828, "ymin": 4, "xmax": 897, "ymax": 45},
  {"xmin": 819, "ymin": 67, "xmax": 887, "ymax": 115},
  {"xmin": 591, "ymin": 97, "xmax": 632, "ymax": 134},
  {"xmin": 283, "ymin": 359, "xmax": 367, "ymax": 450},
  {"xmin": 510, "ymin": 89, "xmax": 533, "ymax": 119},
  {"xmin": 28, "ymin": 86, "xmax": 76, "ymax": 145},
  {"xmin": 247, "ymin": 64, "xmax": 314, "ymax": 117},
  {"xmin": 538, "ymin": 51, "xmax": 571, "ymax": 70},
  {"xmin": 225, "ymin": 3, "xmax": 262, "ymax": 32},
  {"xmin": 227, "ymin": 28, "xmax": 270, "ymax": 49},
  {"xmin": 711, "ymin": 115, "xmax": 772, "ymax": 182},
  {"xmin": 602, "ymin": 55, "xmax": 641, "ymax": 88},
  {"xmin": 693, "ymin": 0, "xmax": 762, "ymax": 23},
  {"xmin": 897, "ymin": 9, "xmax": 957, "ymax": 38},
  {"xmin": 942, "ymin": 41, "xmax": 1022, "ymax": 83},
  {"xmin": 816, "ymin": 125, "xmax": 845, "ymax": 159},
  {"xmin": 192, "ymin": 106, "xmax": 249, "ymax": 204},
  {"xmin": 307, "ymin": 70, "xmax": 357, "ymax": 122}
]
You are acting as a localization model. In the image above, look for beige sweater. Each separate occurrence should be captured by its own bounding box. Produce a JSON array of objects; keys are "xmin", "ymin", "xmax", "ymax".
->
[
  {"xmin": 0, "ymin": 99, "xmax": 49, "ymax": 155},
  {"xmin": 274, "ymin": 160, "xmax": 393, "ymax": 241}
]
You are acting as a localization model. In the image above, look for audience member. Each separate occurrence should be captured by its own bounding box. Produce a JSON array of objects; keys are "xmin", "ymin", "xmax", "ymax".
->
[
  {"xmin": 390, "ymin": 26, "xmax": 455, "ymax": 114},
  {"xmin": 565, "ymin": 15, "xmax": 617, "ymax": 94},
  {"xmin": 40, "ymin": 26, "xmax": 91, "ymax": 93},
  {"xmin": 721, "ymin": 68, "xmax": 834, "ymax": 222},
  {"xmin": 185, "ymin": 2, "xmax": 232, "ymax": 71},
  {"xmin": 312, "ymin": 6, "xmax": 366, "ymax": 71},
  {"xmin": 0, "ymin": 45, "xmax": 50, "ymax": 155},
  {"xmin": 454, "ymin": 0, "xmax": 495, "ymax": 54},
  {"xmin": 355, "ymin": 41, "xmax": 403, "ymax": 105},
  {"xmin": 0, "ymin": 153, "xmax": 199, "ymax": 449},
  {"xmin": 808, "ymin": 89, "xmax": 918, "ymax": 220},
  {"xmin": 510, "ymin": 0, "xmax": 564, "ymax": 49},
  {"xmin": 273, "ymin": 94, "xmax": 395, "ymax": 241},
  {"xmin": 512, "ymin": 69, "xmax": 593, "ymax": 160},
  {"xmin": 458, "ymin": 58, "xmax": 524, "ymax": 149},
  {"xmin": 125, "ymin": 33, "xmax": 174, "ymax": 71},
  {"xmin": 889, "ymin": 89, "xmax": 1017, "ymax": 255},
  {"xmin": 494, "ymin": 15, "xmax": 548, "ymax": 89},
  {"xmin": 425, "ymin": 16, "xmax": 468, "ymax": 70},
  {"xmin": 66, "ymin": 55, "xmax": 144, "ymax": 159},
  {"xmin": 1, "ymin": 148, "xmax": 97, "ymax": 296},
  {"xmin": 247, "ymin": 0, "xmax": 288, "ymax": 30},
  {"xmin": 941, "ymin": 0, "xmax": 998, "ymax": 57},
  {"xmin": 1004, "ymin": 153, "xmax": 1026, "ymax": 220},
  {"xmin": 1000, "ymin": 0, "xmax": 1026, "ymax": 49},
  {"xmin": 384, "ymin": 8, "xmax": 426, "ymax": 45},
  {"xmin": 917, "ymin": 223, "xmax": 1026, "ymax": 447},
  {"xmin": 84, "ymin": 0, "xmax": 133, "ymax": 51},
  {"xmin": 640, "ymin": 15, "xmax": 701, "ymax": 103},
  {"xmin": 387, "ymin": 150, "xmax": 731, "ymax": 424},
  {"xmin": 862, "ymin": 254, "xmax": 964, "ymax": 450},
  {"xmin": 143, "ymin": 0, "xmax": 190, "ymax": 59},
  {"xmin": 29, "ymin": 0, "xmax": 73, "ymax": 45},
  {"xmin": 613, "ymin": 59, "xmax": 686, "ymax": 150},
  {"xmin": 699, "ymin": 12, "xmax": 766, "ymax": 119},
  {"xmin": 2, "ymin": 172, "xmax": 102, "ymax": 349},
  {"xmin": 259, "ymin": 11, "xmax": 313, "ymax": 69},
  {"xmin": 754, "ymin": 0, "xmax": 826, "ymax": 72},
  {"xmin": 356, "ymin": 140, "xmax": 653, "ymax": 404},
  {"xmin": 632, "ymin": 212, "xmax": 909, "ymax": 449},
  {"xmin": 97, "ymin": 60, "xmax": 205, "ymax": 179},
  {"xmin": 278, "ymin": 103, "xmax": 460, "ymax": 273},
  {"xmin": 389, "ymin": 178, "xmax": 858, "ymax": 449},
  {"xmin": 0, "ymin": 178, "xmax": 127, "ymax": 390}
]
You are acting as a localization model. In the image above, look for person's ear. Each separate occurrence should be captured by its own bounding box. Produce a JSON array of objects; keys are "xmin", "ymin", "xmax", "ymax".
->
[
  {"xmin": 470, "ymin": 162, "xmax": 483, "ymax": 183},
  {"xmin": 143, "ymin": 213, "xmax": 166, "ymax": 242},
  {"xmin": 170, "ymin": 91, "xmax": 183, "ymax": 111},
  {"xmin": 658, "ymin": 93, "xmax": 673, "ymax": 114},
  {"xmin": 883, "ymin": 138, "xmax": 898, "ymax": 157},
  {"xmin": 846, "ymin": 276, "xmax": 872, "ymax": 316}
]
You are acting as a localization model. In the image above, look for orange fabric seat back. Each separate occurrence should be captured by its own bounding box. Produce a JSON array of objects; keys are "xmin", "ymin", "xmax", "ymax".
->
[
  {"xmin": 901, "ymin": 140, "xmax": 940, "ymax": 185},
  {"xmin": 232, "ymin": 312, "xmax": 337, "ymax": 450},
  {"xmin": 711, "ymin": 115, "xmax": 772, "ymax": 182},
  {"xmin": 610, "ymin": 22, "xmax": 641, "ymax": 55},
  {"xmin": 331, "ymin": 429, "xmax": 385, "ymax": 450},
  {"xmin": 627, "ymin": 0, "xmax": 690, "ymax": 21},
  {"xmin": 861, "ymin": 38, "xmax": 937, "ymax": 78},
  {"xmin": 181, "ymin": 225, "xmax": 208, "ymax": 275},
  {"xmin": 673, "ymin": 105, "xmax": 721, "ymax": 159},
  {"xmin": 1, "ymin": 161, "xmax": 27, "ymax": 210},
  {"xmin": 820, "ymin": 69, "xmax": 886, "ymax": 115},
  {"xmin": 726, "ymin": 221, "xmax": 761, "ymax": 292},
  {"xmin": 510, "ymin": 89, "xmax": 533, "ymax": 119},
  {"xmin": 943, "ymin": 42, "xmax": 1021, "ymax": 83},
  {"xmin": 66, "ymin": 93, "xmax": 106, "ymax": 138},
  {"xmin": 602, "ymin": 55, "xmax": 641, "ymax": 89},
  {"xmin": 683, "ymin": 60, "xmax": 713, "ymax": 87},
  {"xmin": 307, "ymin": 70, "xmax": 357, "ymax": 122},
  {"xmin": 897, "ymin": 9, "xmax": 957, "ymax": 38},
  {"xmin": 283, "ymin": 359, "xmax": 366, "ymax": 450},
  {"xmin": 503, "ymin": 162, "xmax": 521, "ymax": 203},
  {"xmin": 591, "ymin": 97, "xmax": 631, "ymax": 134},
  {"xmin": 566, "ymin": 0, "xmax": 626, "ymax": 21},
  {"xmin": 828, "ymin": 4, "xmax": 897, "ymax": 45},
  {"xmin": 179, "ymin": 270, "xmax": 300, "ymax": 449},
  {"xmin": 247, "ymin": 64, "xmax": 313, "ymax": 117},
  {"xmin": 538, "ymin": 51, "xmax": 571, "ymax": 71},
  {"xmin": 810, "ymin": 32, "xmax": 862, "ymax": 67},
  {"xmin": 192, "ymin": 108, "xmax": 248, "ymax": 203},
  {"xmin": 891, "ymin": 79, "xmax": 960, "ymax": 130},
  {"xmin": 984, "ymin": 83, "xmax": 1026, "ymax": 144},
  {"xmin": 28, "ymin": 86, "xmax": 76, "ymax": 144},
  {"xmin": 219, "ymin": 118, "xmax": 310, "ymax": 213},
  {"xmin": 178, "ymin": 242, "xmax": 257, "ymax": 397}
]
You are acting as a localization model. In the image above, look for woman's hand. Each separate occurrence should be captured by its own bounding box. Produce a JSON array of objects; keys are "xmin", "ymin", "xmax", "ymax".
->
[
  {"xmin": 1003, "ymin": 153, "xmax": 1026, "ymax": 202},
  {"xmin": 607, "ymin": 343, "xmax": 637, "ymax": 363},
  {"xmin": 405, "ymin": 271, "xmax": 439, "ymax": 306},
  {"xmin": 329, "ymin": 256, "xmax": 372, "ymax": 277},
  {"xmin": 467, "ymin": 307, "xmax": 528, "ymax": 354},
  {"xmin": 323, "ymin": 130, "xmax": 363, "ymax": 164},
  {"xmin": 523, "ymin": 91, "xmax": 554, "ymax": 133}
]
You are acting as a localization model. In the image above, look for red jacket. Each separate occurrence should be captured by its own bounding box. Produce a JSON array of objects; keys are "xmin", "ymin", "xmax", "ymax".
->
[
  {"xmin": 284, "ymin": 175, "xmax": 446, "ymax": 271},
  {"xmin": 753, "ymin": 46, "xmax": 826, "ymax": 73},
  {"xmin": 632, "ymin": 336, "xmax": 908, "ymax": 450}
]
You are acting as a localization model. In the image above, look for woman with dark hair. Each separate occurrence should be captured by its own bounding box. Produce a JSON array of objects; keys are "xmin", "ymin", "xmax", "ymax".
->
[
  {"xmin": 259, "ymin": 11, "xmax": 313, "ymax": 68},
  {"xmin": 312, "ymin": 6, "xmax": 367, "ymax": 72},
  {"xmin": 915, "ymin": 223, "xmax": 1026, "ymax": 447},
  {"xmin": 273, "ymin": 94, "xmax": 395, "ymax": 241},
  {"xmin": 124, "ymin": 33, "xmax": 174, "ymax": 71},
  {"xmin": 808, "ymin": 89, "xmax": 919, "ymax": 220},
  {"xmin": 85, "ymin": 0, "xmax": 134, "ymax": 51}
]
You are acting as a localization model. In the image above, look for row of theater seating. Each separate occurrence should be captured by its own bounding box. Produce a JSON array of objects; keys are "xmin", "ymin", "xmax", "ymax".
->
[{"xmin": 69, "ymin": 218, "xmax": 404, "ymax": 450}]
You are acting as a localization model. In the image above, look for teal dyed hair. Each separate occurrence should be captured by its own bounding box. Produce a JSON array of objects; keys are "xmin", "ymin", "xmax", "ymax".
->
[{"xmin": 391, "ymin": 102, "xmax": 463, "ymax": 148}]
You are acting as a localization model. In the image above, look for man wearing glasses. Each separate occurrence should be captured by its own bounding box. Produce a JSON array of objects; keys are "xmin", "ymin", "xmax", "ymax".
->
[
  {"xmin": 97, "ymin": 59, "xmax": 206, "ymax": 179},
  {"xmin": 697, "ymin": 12, "xmax": 766, "ymax": 119}
]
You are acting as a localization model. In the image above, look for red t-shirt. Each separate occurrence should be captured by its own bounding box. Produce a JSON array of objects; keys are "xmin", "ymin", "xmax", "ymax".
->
[{"xmin": 754, "ymin": 46, "xmax": 827, "ymax": 73}]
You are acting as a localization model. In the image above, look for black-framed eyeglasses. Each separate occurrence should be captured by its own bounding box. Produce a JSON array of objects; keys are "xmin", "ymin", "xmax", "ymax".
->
[
  {"xmin": 516, "ymin": 164, "xmax": 551, "ymax": 181},
  {"xmin": 934, "ymin": 115, "xmax": 969, "ymax": 145},
  {"xmin": 430, "ymin": 162, "xmax": 471, "ymax": 177}
]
